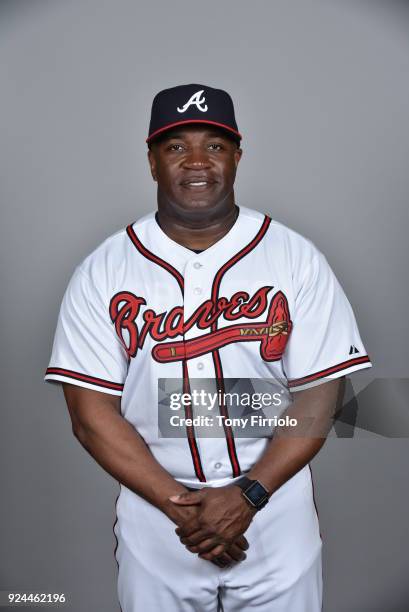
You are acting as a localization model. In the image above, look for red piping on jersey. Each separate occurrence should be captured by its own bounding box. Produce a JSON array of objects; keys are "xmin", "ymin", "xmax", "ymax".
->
[
  {"xmin": 182, "ymin": 361, "xmax": 206, "ymax": 482},
  {"xmin": 146, "ymin": 119, "xmax": 242, "ymax": 143},
  {"xmin": 288, "ymin": 355, "xmax": 371, "ymax": 388},
  {"xmin": 126, "ymin": 223, "xmax": 206, "ymax": 482},
  {"xmin": 45, "ymin": 367, "xmax": 124, "ymax": 391},
  {"xmin": 126, "ymin": 224, "xmax": 184, "ymax": 293},
  {"xmin": 210, "ymin": 215, "xmax": 272, "ymax": 478}
]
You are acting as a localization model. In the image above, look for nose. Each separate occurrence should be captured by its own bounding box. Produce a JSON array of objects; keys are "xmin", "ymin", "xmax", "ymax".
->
[{"xmin": 182, "ymin": 146, "xmax": 211, "ymax": 169}]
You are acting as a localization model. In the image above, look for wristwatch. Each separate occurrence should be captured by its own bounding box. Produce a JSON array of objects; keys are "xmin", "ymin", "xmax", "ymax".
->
[{"xmin": 234, "ymin": 477, "xmax": 269, "ymax": 511}]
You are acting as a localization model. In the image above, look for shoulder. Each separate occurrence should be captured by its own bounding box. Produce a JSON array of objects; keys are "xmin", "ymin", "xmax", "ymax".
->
[
  {"xmin": 77, "ymin": 212, "xmax": 156, "ymax": 281},
  {"xmin": 240, "ymin": 206, "xmax": 322, "ymax": 267},
  {"xmin": 65, "ymin": 212, "xmax": 156, "ymax": 299}
]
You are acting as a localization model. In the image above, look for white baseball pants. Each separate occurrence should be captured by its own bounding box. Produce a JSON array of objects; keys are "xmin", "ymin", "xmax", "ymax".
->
[{"xmin": 114, "ymin": 469, "xmax": 322, "ymax": 612}]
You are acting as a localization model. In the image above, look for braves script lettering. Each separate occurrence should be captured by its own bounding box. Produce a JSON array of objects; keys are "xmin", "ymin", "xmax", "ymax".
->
[{"xmin": 109, "ymin": 286, "xmax": 292, "ymax": 362}]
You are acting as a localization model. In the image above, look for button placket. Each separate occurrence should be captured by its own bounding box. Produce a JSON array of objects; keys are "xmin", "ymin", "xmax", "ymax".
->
[{"xmin": 183, "ymin": 258, "xmax": 211, "ymax": 379}]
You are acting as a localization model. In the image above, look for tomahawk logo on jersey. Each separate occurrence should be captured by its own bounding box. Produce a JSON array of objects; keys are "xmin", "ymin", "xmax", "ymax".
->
[{"xmin": 45, "ymin": 206, "xmax": 371, "ymax": 486}]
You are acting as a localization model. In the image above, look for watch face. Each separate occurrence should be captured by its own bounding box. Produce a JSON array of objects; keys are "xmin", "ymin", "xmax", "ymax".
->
[{"xmin": 245, "ymin": 481, "xmax": 268, "ymax": 506}]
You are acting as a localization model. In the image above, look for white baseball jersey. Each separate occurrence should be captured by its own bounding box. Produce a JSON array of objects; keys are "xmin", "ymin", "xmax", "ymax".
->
[
  {"xmin": 45, "ymin": 205, "xmax": 371, "ymax": 611},
  {"xmin": 45, "ymin": 205, "xmax": 371, "ymax": 486}
]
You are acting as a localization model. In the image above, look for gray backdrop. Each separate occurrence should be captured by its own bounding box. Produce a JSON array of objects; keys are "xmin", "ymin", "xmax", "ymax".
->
[{"xmin": 1, "ymin": 1, "xmax": 408, "ymax": 611}]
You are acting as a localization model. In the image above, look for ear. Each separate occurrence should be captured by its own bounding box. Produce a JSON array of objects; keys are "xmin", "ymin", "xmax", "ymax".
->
[
  {"xmin": 147, "ymin": 149, "xmax": 157, "ymax": 182},
  {"xmin": 234, "ymin": 147, "xmax": 243, "ymax": 168}
]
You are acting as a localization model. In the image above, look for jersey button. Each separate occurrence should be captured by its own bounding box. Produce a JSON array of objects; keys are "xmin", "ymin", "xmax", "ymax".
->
[
  {"xmin": 193, "ymin": 262, "xmax": 202, "ymax": 269},
  {"xmin": 197, "ymin": 362, "xmax": 204, "ymax": 370},
  {"xmin": 193, "ymin": 287, "xmax": 202, "ymax": 295},
  {"xmin": 214, "ymin": 462, "xmax": 222, "ymax": 470}
]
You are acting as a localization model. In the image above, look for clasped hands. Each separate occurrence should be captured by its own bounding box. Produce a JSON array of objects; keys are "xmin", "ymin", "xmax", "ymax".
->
[{"xmin": 166, "ymin": 484, "xmax": 256, "ymax": 569}]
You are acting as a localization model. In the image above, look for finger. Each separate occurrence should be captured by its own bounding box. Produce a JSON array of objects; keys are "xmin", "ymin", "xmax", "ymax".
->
[
  {"xmin": 176, "ymin": 524, "xmax": 211, "ymax": 539},
  {"xmin": 199, "ymin": 544, "xmax": 226, "ymax": 561},
  {"xmin": 210, "ymin": 555, "xmax": 231, "ymax": 569},
  {"xmin": 236, "ymin": 535, "xmax": 250, "ymax": 550},
  {"xmin": 226, "ymin": 543, "xmax": 247, "ymax": 562},
  {"xmin": 186, "ymin": 537, "xmax": 219, "ymax": 554},
  {"xmin": 169, "ymin": 491, "xmax": 204, "ymax": 506},
  {"xmin": 212, "ymin": 553, "xmax": 234, "ymax": 568},
  {"xmin": 179, "ymin": 530, "xmax": 213, "ymax": 546}
]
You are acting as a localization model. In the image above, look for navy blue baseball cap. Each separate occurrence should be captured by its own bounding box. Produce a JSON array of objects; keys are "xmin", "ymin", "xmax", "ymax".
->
[{"xmin": 147, "ymin": 84, "xmax": 242, "ymax": 144}]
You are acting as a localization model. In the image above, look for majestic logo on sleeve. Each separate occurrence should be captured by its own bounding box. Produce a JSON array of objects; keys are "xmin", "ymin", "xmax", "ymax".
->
[
  {"xmin": 110, "ymin": 286, "xmax": 292, "ymax": 363},
  {"xmin": 177, "ymin": 89, "xmax": 208, "ymax": 113}
]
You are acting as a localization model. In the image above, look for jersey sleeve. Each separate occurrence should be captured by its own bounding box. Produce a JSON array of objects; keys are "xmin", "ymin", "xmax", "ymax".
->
[
  {"xmin": 282, "ymin": 250, "xmax": 372, "ymax": 391},
  {"xmin": 44, "ymin": 265, "xmax": 128, "ymax": 396}
]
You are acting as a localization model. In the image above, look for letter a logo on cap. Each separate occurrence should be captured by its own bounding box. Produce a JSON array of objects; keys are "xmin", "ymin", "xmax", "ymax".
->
[{"xmin": 177, "ymin": 90, "xmax": 208, "ymax": 113}]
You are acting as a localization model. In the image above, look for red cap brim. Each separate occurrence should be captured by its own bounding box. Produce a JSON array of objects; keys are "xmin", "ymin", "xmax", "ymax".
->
[{"xmin": 146, "ymin": 119, "xmax": 242, "ymax": 143}]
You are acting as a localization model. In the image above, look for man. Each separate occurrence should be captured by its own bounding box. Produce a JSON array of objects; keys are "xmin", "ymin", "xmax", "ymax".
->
[{"xmin": 45, "ymin": 84, "xmax": 372, "ymax": 611}]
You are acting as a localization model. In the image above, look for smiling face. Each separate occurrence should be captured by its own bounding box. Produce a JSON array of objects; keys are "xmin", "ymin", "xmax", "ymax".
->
[{"xmin": 147, "ymin": 125, "xmax": 242, "ymax": 221}]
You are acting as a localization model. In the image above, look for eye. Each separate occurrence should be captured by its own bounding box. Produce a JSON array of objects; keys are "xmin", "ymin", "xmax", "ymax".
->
[
  {"xmin": 168, "ymin": 144, "xmax": 185, "ymax": 152},
  {"xmin": 208, "ymin": 143, "xmax": 223, "ymax": 151}
]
